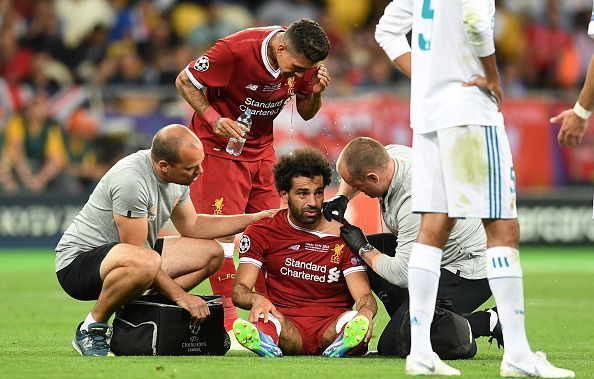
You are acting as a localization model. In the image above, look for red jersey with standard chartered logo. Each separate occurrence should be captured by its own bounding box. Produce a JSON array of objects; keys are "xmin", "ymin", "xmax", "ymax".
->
[
  {"xmin": 185, "ymin": 27, "xmax": 316, "ymax": 161},
  {"xmin": 238, "ymin": 209, "xmax": 366, "ymax": 316}
]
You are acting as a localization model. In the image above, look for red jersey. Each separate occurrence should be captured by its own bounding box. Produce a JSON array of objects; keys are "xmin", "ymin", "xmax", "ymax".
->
[
  {"xmin": 238, "ymin": 209, "xmax": 366, "ymax": 316},
  {"xmin": 185, "ymin": 27, "xmax": 316, "ymax": 161}
]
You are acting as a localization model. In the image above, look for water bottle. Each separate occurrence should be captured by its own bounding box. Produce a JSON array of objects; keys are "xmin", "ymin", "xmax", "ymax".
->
[{"xmin": 226, "ymin": 109, "xmax": 252, "ymax": 156}]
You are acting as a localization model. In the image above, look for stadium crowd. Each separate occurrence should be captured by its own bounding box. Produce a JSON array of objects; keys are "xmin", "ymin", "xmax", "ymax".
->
[{"xmin": 0, "ymin": 0, "xmax": 592, "ymax": 195}]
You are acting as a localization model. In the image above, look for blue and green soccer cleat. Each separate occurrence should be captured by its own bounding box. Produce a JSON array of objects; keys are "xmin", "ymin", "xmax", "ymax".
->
[
  {"xmin": 322, "ymin": 315, "xmax": 369, "ymax": 358},
  {"xmin": 232, "ymin": 318, "xmax": 282, "ymax": 357}
]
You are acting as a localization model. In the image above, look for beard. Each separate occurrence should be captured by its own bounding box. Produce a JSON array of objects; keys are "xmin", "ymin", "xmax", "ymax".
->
[{"xmin": 288, "ymin": 201, "xmax": 321, "ymax": 226}]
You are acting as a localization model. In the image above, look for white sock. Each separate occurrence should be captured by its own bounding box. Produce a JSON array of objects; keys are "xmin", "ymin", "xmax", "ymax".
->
[
  {"xmin": 335, "ymin": 310, "xmax": 358, "ymax": 334},
  {"xmin": 408, "ymin": 242, "xmax": 442, "ymax": 359},
  {"xmin": 220, "ymin": 242, "xmax": 235, "ymax": 259},
  {"xmin": 258, "ymin": 313, "xmax": 282, "ymax": 337},
  {"xmin": 486, "ymin": 246, "xmax": 532, "ymax": 362},
  {"xmin": 80, "ymin": 313, "xmax": 99, "ymax": 332}
]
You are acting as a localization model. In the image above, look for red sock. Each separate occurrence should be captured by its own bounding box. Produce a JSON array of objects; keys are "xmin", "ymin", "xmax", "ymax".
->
[
  {"xmin": 253, "ymin": 320, "xmax": 279, "ymax": 344},
  {"xmin": 209, "ymin": 257, "xmax": 237, "ymax": 331}
]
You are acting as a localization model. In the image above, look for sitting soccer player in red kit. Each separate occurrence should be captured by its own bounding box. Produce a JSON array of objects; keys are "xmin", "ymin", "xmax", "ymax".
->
[{"xmin": 231, "ymin": 147, "xmax": 377, "ymax": 357}]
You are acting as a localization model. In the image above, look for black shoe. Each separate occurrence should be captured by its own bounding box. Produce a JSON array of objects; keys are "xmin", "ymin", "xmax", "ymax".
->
[{"xmin": 487, "ymin": 307, "xmax": 504, "ymax": 348}]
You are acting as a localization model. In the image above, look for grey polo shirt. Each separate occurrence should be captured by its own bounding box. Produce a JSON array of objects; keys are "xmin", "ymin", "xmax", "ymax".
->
[
  {"xmin": 55, "ymin": 149, "xmax": 190, "ymax": 272},
  {"xmin": 372, "ymin": 145, "xmax": 487, "ymax": 287}
]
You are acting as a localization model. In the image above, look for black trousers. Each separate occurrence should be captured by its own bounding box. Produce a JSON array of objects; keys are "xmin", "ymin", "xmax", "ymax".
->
[{"xmin": 366, "ymin": 233, "xmax": 493, "ymax": 356}]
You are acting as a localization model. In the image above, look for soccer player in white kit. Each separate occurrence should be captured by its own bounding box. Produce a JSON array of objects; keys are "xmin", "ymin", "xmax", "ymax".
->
[{"xmin": 375, "ymin": 1, "xmax": 575, "ymax": 377}]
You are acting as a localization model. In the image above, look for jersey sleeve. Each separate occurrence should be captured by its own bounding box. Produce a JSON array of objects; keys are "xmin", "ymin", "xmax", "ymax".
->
[
  {"xmin": 375, "ymin": 0, "xmax": 413, "ymax": 61},
  {"xmin": 109, "ymin": 168, "xmax": 150, "ymax": 218},
  {"xmin": 238, "ymin": 224, "xmax": 268, "ymax": 268},
  {"xmin": 177, "ymin": 186, "xmax": 190, "ymax": 205},
  {"xmin": 185, "ymin": 40, "xmax": 234, "ymax": 90},
  {"xmin": 461, "ymin": 0, "xmax": 496, "ymax": 57},
  {"xmin": 340, "ymin": 242, "xmax": 366, "ymax": 277}
]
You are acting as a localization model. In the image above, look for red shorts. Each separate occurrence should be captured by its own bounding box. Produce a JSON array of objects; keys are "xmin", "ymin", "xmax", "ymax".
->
[
  {"xmin": 190, "ymin": 154, "xmax": 280, "ymax": 215},
  {"xmin": 281, "ymin": 307, "xmax": 351, "ymax": 355}
]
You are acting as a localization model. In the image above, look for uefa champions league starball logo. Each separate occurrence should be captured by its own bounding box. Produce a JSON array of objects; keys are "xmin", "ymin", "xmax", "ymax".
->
[
  {"xmin": 238, "ymin": 235, "xmax": 251, "ymax": 254},
  {"xmin": 194, "ymin": 56, "xmax": 209, "ymax": 72}
]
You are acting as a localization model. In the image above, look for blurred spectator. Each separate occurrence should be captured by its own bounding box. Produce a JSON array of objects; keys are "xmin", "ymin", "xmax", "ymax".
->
[
  {"xmin": 187, "ymin": 2, "xmax": 240, "ymax": 52},
  {"xmin": 255, "ymin": 0, "xmax": 320, "ymax": 26},
  {"xmin": 522, "ymin": 0, "xmax": 579, "ymax": 89},
  {"xmin": 64, "ymin": 108, "xmax": 102, "ymax": 193},
  {"xmin": 0, "ymin": 24, "xmax": 34, "ymax": 85},
  {"xmin": 26, "ymin": 52, "xmax": 73, "ymax": 96},
  {"xmin": 21, "ymin": 0, "xmax": 64, "ymax": 59},
  {"xmin": 4, "ymin": 92, "xmax": 68, "ymax": 194},
  {"xmin": 54, "ymin": 0, "xmax": 114, "ymax": 49}
]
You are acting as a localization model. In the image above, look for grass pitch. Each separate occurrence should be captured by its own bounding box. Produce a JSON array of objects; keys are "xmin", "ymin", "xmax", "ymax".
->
[{"xmin": 0, "ymin": 247, "xmax": 593, "ymax": 378}]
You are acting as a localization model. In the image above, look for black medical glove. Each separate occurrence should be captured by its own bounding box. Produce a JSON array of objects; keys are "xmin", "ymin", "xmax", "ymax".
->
[
  {"xmin": 340, "ymin": 224, "xmax": 369, "ymax": 254},
  {"xmin": 322, "ymin": 195, "xmax": 349, "ymax": 223}
]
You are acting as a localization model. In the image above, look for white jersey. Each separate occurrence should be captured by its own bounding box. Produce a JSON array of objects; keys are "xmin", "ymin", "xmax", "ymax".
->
[{"xmin": 375, "ymin": 0, "xmax": 504, "ymax": 133}]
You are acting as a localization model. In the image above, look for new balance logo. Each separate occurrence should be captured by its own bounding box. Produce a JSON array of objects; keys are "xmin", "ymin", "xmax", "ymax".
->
[
  {"xmin": 288, "ymin": 244, "xmax": 300, "ymax": 251},
  {"xmin": 327, "ymin": 267, "xmax": 340, "ymax": 283},
  {"xmin": 245, "ymin": 84, "xmax": 258, "ymax": 91}
]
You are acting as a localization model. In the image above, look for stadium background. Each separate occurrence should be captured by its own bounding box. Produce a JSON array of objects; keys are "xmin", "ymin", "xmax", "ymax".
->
[{"xmin": 0, "ymin": 1, "xmax": 593, "ymax": 378}]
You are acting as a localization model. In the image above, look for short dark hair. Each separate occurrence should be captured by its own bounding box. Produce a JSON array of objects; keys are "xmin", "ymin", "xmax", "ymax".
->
[
  {"xmin": 285, "ymin": 19, "xmax": 330, "ymax": 63},
  {"xmin": 274, "ymin": 147, "xmax": 332, "ymax": 193},
  {"xmin": 151, "ymin": 133, "xmax": 182, "ymax": 164},
  {"xmin": 340, "ymin": 137, "xmax": 390, "ymax": 179}
]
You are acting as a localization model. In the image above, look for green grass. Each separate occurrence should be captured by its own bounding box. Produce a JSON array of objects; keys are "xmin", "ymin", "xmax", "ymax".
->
[{"xmin": 0, "ymin": 247, "xmax": 593, "ymax": 378}]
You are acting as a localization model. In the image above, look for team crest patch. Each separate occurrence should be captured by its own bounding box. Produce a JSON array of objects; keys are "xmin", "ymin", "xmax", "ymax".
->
[
  {"xmin": 194, "ymin": 56, "xmax": 209, "ymax": 72},
  {"xmin": 212, "ymin": 197, "xmax": 224, "ymax": 215},
  {"xmin": 330, "ymin": 243, "xmax": 345, "ymax": 264},
  {"xmin": 351, "ymin": 256, "xmax": 363, "ymax": 265},
  {"xmin": 238, "ymin": 235, "xmax": 251, "ymax": 254}
]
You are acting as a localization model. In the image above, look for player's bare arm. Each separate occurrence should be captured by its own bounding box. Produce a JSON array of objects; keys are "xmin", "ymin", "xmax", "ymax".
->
[
  {"xmin": 462, "ymin": 54, "xmax": 503, "ymax": 112},
  {"xmin": 113, "ymin": 212, "xmax": 210, "ymax": 324},
  {"xmin": 232, "ymin": 263, "xmax": 282, "ymax": 323},
  {"xmin": 296, "ymin": 64, "xmax": 330, "ymax": 120},
  {"xmin": 345, "ymin": 271, "xmax": 377, "ymax": 342},
  {"xmin": 170, "ymin": 200, "xmax": 278, "ymax": 240},
  {"xmin": 113, "ymin": 213, "xmax": 149, "ymax": 248},
  {"xmin": 175, "ymin": 70, "xmax": 245, "ymax": 140},
  {"xmin": 392, "ymin": 52, "xmax": 411, "ymax": 78},
  {"xmin": 551, "ymin": 56, "xmax": 594, "ymax": 146}
]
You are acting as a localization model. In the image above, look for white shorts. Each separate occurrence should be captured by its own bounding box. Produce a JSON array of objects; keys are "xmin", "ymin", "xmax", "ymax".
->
[{"xmin": 411, "ymin": 125, "xmax": 518, "ymax": 219}]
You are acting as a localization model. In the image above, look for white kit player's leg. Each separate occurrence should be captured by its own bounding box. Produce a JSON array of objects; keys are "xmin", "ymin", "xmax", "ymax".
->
[
  {"xmin": 408, "ymin": 243, "xmax": 441, "ymax": 359},
  {"xmin": 406, "ymin": 243, "xmax": 459, "ymax": 376},
  {"xmin": 486, "ymin": 247, "xmax": 531, "ymax": 362},
  {"xmin": 408, "ymin": 132, "xmax": 460, "ymax": 376}
]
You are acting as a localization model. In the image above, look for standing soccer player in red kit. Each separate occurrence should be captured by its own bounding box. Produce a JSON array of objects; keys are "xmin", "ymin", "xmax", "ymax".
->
[
  {"xmin": 232, "ymin": 148, "xmax": 376, "ymax": 357},
  {"xmin": 175, "ymin": 19, "xmax": 331, "ymax": 333}
]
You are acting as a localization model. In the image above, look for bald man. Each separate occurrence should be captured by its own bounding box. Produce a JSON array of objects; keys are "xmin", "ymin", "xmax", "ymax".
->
[
  {"xmin": 324, "ymin": 137, "xmax": 501, "ymax": 358},
  {"xmin": 56, "ymin": 125, "xmax": 277, "ymax": 357}
]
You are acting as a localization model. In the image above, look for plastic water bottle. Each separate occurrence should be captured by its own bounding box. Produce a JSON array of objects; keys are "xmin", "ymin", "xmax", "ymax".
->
[{"xmin": 226, "ymin": 109, "xmax": 252, "ymax": 156}]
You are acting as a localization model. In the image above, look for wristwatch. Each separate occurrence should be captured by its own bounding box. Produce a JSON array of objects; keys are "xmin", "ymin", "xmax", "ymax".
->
[{"xmin": 358, "ymin": 243, "xmax": 375, "ymax": 258}]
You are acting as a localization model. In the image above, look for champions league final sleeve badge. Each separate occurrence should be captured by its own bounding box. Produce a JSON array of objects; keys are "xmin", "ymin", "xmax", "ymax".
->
[
  {"xmin": 194, "ymin": 56, "xmax": 210, "ymax": 72},
  {"xmin": 238, "ymin": 235, "xmax": 251, "ymax": 254}
]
